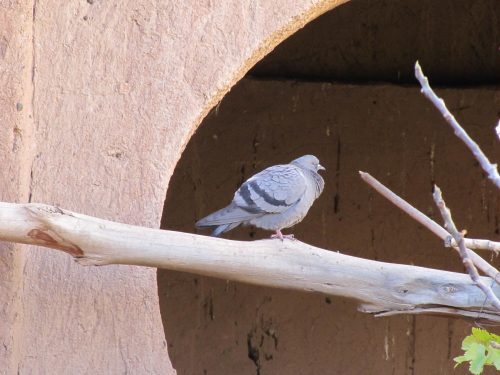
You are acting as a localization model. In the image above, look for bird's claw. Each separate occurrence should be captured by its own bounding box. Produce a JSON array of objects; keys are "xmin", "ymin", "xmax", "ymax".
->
[{"xmin": 271, "ymin": 231, "xmax": 295, "ymax": 241}]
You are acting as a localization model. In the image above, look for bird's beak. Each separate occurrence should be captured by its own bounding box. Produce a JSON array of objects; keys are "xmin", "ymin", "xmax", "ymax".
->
[{"xmin": 318, "ymin": 164, "xmax": 325, "ymax": 171}]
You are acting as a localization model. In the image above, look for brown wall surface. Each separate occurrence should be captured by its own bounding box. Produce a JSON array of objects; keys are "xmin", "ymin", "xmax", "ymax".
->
[
  {"xmin": 160, "ymin": 2, "xmax": 500, "ymax": 372},
  {"xmin": 1, "ymin": 0, "xmax": 346, "ymax": 373},
  {"xmin": 160, "ymin": 79, "xmax": 500, "ymax": 374},
  {"xmin": 252, "ymin": 0, "xmax": 500, "ymax": 85}
]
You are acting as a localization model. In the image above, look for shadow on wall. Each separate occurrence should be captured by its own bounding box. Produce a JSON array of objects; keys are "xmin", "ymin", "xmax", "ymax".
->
[
  {"xmin": 251, "ymin": 0, "xmax": 500, "ymax": 85},
  {"xmin": 159, "ymin": 0, "xmax": 500, "ymax": 374}
]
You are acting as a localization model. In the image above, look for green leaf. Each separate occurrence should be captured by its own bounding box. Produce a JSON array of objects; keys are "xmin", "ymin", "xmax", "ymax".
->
[
  {"xmin": 490, "ymin": 331, "xmax": 500, "ymax": 342},
  {"xmin": 471, "ymin": 328, "xmax": 494, "ymax": 345},
  {"xmin": 468, "ymin": 343, "xmax": 486, "ymax": 375},
  {"xmin": 454, "ymin": 354, "xmax": 469, "ymax": 369},
  {"xmin": 485, "ymin": 343, "xmax": 500, "ymax": 370},
  {"xmin": 462, "ymin": 334, "xmax": 477, "ymax": 350},
  {"xmin": 472, "ymin": 328, "xmax": 490, "ymax": 341},
  {"xmin": 455, "ymin": 328, "xmax": 500, "ymax": 374}
]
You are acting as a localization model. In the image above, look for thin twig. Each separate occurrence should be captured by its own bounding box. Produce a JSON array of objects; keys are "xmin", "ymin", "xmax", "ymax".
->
[
  {"xmin": 456, "ymin": 238, "xmax": 500, "ymax": 254},
  {"xmin": 433, "ymin": 185, "xmax": 500, "ymax": 311},
  {"xmin": 375, "ymin": 307, "xmax": 500, "ymax": 322},
  {"xmin": 415, "ymin": 61, "xmax": 500, "ymax": 189},
  {"xmin": 359, "ymin": 171, "xmax": 447, "ymax": 239},
  {"xmin": 359, "ymin": 171, "xmax": 500, "ymax": 281}
]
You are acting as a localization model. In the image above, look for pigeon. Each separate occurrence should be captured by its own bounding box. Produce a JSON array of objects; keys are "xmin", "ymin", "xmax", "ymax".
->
[{"xmin": 195, "ymin": 155, "xmax": 325, "ymax": 239}]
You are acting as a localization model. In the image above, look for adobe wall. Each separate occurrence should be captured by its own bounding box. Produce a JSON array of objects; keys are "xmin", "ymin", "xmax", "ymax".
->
[
  {"xmin": 252, "ymin": 0, "xmax": 500, "ymax": 85},
  {"xmin": 0, "ymin": 3, "xmax": 35, "ymax": 371},
  {"xmin": 0, "ymin": 0, "xmax": 344, "ymax": 372},
  {"xmin": 161, "ymin": 79, "xmax": 500, "ymax": 374},
  {"xmin": 160, "ymin": 2, "xmax": 500, "ymax": 372}
]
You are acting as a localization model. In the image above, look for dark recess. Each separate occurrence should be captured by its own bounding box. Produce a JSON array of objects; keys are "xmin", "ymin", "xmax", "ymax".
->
[{"xmin": 250, "ymin": 0, "xmax": 500, "ymax": 86}]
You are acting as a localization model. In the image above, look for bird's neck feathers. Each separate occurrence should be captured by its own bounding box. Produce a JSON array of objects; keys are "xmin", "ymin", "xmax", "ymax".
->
[{"xmin": 302, "ymin": 168, "xmax": 324, "ymax": 198}]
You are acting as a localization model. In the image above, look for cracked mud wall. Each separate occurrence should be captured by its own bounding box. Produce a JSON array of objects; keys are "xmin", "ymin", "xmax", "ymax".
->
[
  {"xmin": 1, "ymin": 0, "xmax": 345, "ymax": 373},
  {"xmin": 0, "ymin": 2, "xmax": 36, "ymax": 371}
]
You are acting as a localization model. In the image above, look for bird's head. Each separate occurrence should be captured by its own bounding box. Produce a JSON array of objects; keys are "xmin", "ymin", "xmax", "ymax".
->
[{"xmin": 291, "ymin": 155, "xmax": 325, "ymax": 173}]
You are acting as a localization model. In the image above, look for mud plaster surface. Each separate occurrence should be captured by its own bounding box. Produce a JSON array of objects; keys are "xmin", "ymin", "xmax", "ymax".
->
[{"xmin": 161, "ymin": 79, "xmax": 500, "ymax": 375}]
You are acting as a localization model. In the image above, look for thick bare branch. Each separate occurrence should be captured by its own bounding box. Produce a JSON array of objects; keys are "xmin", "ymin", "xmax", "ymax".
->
[
  {"xmin": 359, "ymin": 171, "xmax": 500, "ymax": 280},
  {"xmin": 433, "ymin": 185, "xmax": 500, "ymax": 310},
  {"xmin": 415, "ymin": 61, "xmax": 500, "ymax": 189},
  {"xmin": 1, "ymin": 202, "xmax": 500, "ymax": 321}
]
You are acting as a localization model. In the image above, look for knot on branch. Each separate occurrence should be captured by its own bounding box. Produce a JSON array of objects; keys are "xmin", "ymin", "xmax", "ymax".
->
[{"xmin": 27, "ymin": 228, "xmax": 83, "ymax": 256}]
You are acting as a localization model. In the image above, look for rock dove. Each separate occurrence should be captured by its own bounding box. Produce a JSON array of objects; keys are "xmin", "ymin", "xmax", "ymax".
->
[{"xmin": 196, "ymin": 155, "xmax": 325, "ymax": 239}]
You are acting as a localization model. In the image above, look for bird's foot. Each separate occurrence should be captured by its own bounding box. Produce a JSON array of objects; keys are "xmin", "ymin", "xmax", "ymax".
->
[{"xmin": 271, "ymin": 230, "xmax": 295, "ymax": 241}]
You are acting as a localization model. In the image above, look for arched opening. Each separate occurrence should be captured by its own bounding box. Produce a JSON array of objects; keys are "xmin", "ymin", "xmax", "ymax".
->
[{"xmin": 159, "ymin": 1, "xmax": 500, "ymax": 373}]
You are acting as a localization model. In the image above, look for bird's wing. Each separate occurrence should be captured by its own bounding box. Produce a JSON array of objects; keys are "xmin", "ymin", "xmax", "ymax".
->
[{"xmin": 233, "ymin": 164, "xmax": 307, "ymax": 214}]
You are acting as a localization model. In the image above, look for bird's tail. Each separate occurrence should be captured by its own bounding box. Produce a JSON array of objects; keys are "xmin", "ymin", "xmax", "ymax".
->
[
  {"xmin": 210, "ymin": 222, "xmax": 241, "ymax": 237},
  {"xmin": 196, "ymin": 203, "xmax": 259, "ymax": 237}
]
